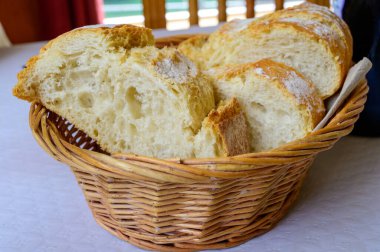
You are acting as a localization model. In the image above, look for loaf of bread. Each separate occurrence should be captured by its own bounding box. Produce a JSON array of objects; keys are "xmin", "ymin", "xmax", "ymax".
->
[
  {"xmin": 195, "ymin": 98, "xmax": 250, "ymax": 158},
  {"xmin": 14, "ymin": 15, "xmax": 332, "ymax": 157},
  {"xmin": 13, "ymin": 25, "xmax": 251, "ymax": 158},
  {"xmin": 179, "ymin": 2, "xmax": 352, "ymax": 99},
  {"xmin": 207, "ymin": 59, "xmax": 325, "ymax": 152}
]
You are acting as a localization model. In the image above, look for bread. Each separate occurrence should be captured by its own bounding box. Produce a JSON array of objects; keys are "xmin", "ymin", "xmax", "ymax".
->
[
  {"xmin": 13, "ymin": 20, "xmax": 329, "ymax": 157},
  {"xmin": 207, "ymin": 59, "xmax": 325, "ymax": 152},
  {"xmin": 177, "ymin": 34, "xmax": 209, "ymax": 68},
  {"xmin": 15, "ymin": 25, "xmax": 155, "ymax": 102},
  {"xmin": 255, "ymin": 2, "xmax": 353, "ymax": 72},
  {"xmin": 14, "ymin": 25, "xmax": 252, "ymax": 158},
  {"xmin": 194, "ymin": 98, "xmax": 250, "ymax": 158},
  {"xmin": 290, "ymin": 2, "xmax": 353, "ymax": 55},
  {"xmin": 179, "ymin": 3, "xmax": 352, "ymax": 99}
]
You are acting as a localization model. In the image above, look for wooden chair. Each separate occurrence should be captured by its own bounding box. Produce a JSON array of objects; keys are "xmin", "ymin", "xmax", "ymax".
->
[{"xmin": 142, "ymin": 0, "xmax": 330, "ymax": 29}]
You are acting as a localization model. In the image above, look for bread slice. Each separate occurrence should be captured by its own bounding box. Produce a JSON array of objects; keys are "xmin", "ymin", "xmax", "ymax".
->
[
  {"xmin": 194, "ymin": 98, "xmax": 250, "ymax": 158},
  {"xmin": 255, "ymin": 2, "xmax": 353, "ymax": 72},
  {"xmin": 207, "ymin": 59, "xmax": 325, "ymax": 152},
  {"xmin": 14, "ymin": 25, "xmax": 155, "ymax": 102},
  {"xmin": 179, "ymin": 3, "xmax": 351, "ymax": 99},
  {"xmin": 14, "ymin": 25, "xmax": 253, "ymax": 159},
  {"xmin": 291, "ymin": 2, "xmax": 353, "ymax": 55},
  {"xmin": 13, "ymin": 25, "xmax": 216, "ymax": 158}
]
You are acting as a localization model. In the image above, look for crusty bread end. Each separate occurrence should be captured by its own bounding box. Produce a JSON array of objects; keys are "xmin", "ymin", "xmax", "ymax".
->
[
  {"xmin": 194, "ymin": 98, "xmax": 250, "ymax": 157},
  {"xmin": 207, "ymin": 59, "xmax": 325, "ymax": 151},
  {"xmin": 14, "ymin": 25, "xmax": 155, "ymax": 102}
]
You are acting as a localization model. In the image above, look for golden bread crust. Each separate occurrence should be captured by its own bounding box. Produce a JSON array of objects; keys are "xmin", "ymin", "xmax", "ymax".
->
[
  {"xmin": 250, "ymin": 20, "xmax": 345, "ymax": 98},
  {"xmin": 12, "ymin": 25, "xmax": 216, "ymax": 158},
  {"xmin": 215, "ymin": 17, "xmax": 346, "ymax": 92},
  {"xmin": 14, "ymin": 56, "xmax": 39, "ymax": 102},
  {"xmin": 204, "ymin": 98, "xmax": 250, "ymax": 156},
  {"xmin": 179, "ymin": 2, "xmax": 352, "ymax": 99},
  {"xmin": 255, "ymin": 2, "xmax": 352, "ymax": 74},
  {"xmin": 217, "ymin": 59, "xmax": 325, "ymax": 128},
  {"xmin": 13, "ymin": 25, "xmax": 154, "ymax": 102},
  {"xmin": 295, "ymin": 2, "xmax": 353, "ymax": 53},
  {"xmin": 41, "ymin": 24, "xmax": 154, "ymax": 52}
]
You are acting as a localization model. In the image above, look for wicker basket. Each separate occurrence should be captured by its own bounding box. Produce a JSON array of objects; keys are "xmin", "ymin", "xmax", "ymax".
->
[{"xmin": 28, "ymin": 35, "xmax": 368, "ymax": 252}]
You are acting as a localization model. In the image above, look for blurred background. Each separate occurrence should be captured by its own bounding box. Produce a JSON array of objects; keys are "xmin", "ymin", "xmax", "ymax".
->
[
  {"xmin": 102, "ymin": 0, "xmax": 304, "ymax": 30},
  {"xmin": 0, "ymin": 0, "xmax": 330, "ymax": 44}
]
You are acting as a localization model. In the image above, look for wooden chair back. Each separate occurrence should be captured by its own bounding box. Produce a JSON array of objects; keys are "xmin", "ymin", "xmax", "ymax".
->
[{"xmin": 142, "ymin": 0, "xmax": 330, "ymax": 29}]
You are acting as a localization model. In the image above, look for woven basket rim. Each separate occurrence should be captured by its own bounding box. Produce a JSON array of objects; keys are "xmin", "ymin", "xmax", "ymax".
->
[{"xmin": 28, "ymin": 34, "xmax": 369, "ymax": 181}]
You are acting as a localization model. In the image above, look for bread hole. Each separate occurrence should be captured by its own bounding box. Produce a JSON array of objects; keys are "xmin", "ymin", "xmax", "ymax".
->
[
  {"xmin": 45, "ymin": 98, "xmax": 62, "ymax": 107},
  {"xmin": 170, "ymin": 86, "xmax": 180, "ymax": 95},
  {"xmin": 119, "ymin": 140, "xmax": 126, "ymax": 149},
  {"xmin": 145, "ymin": 107, "xmax": 152, "ymax": 116},
  {"xmin": 283, "ymin": 54, "xmax": 294, "ymax": 60},
  {"xmin": 125, "ymin": 87, "xmax": 142, "ymax": 119},
  {"xmin": 109, "ymin": 85, "xmax": 115, "ymax": 100},
  {"xmin": 275, "ymin": 109, "xmax": 289, "ymax": 117},
  {"xmin": 93, "ymin": 129, "xmax": 99, "ymax": 137},
  {"xmin": 116, "ymin": 118, "xmax": 125, "ymax": 133},
  {"xmin": 250, "ymin": 101, "xmax": 266, "ymax": 113},
  {"xmin": 54, "ymin": 84, "xmax": 63, "ymax": 91},
  {"xmin": 58, "ymin": 63, "xmax": 67, "ymax": 71},
  {"xmin": 78, "ymin": 92, "xmax": 94, "ymax": 108},
  {"xmin": 275, "ymin": 109, "xmax": 291, "ymax": 124},
  {"xmin": 68, "ymin": 60, "xmax": 78, "ymax": 68},
  {"xmin": 147, "ymin": 121, "xmax": 157, "ymax": 132},
  {"xmin": 28, "ymin": 82, "xmax": 38, "ymax": 92},
  {"xmin": 115, "ymin": 100, "xmax": 124, "ymax": 110},
  {"xmin": 129, "ymin": 124, "xmax": 137, "ymax": 135},
  {"xmin": 104, "ymin": 110, "xmax": 116, "ymax": 123},
  {"xmin": 53, "ymin": 98, "xmax": 62, "ymax": 106}
]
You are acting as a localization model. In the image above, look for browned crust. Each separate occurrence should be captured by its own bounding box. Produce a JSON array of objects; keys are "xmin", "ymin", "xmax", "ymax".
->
[
  {"xmin": 13, "ymin": 55, "xmax": 39, "ymax": 102},
  {"xmin": 219, "ymin": 59, "xmax": 326, "ymax": 128},
  {"xmin": 295, "ymin": 2, "xmax": 353, "ymax": 54},
  {"xmin": 202, "ymin": 3, "xmax": 351, "ymax": 99},
  {"xmin": 13, "ymin": 25, "xmax": 154, "ymax": 102},
  {"xmin": 244, "ymin": 20, "xmax": 345, "ymax": 98},
  {"xmin": 205, "ymin": 98, "xmax": 251, "ymax": 156},
  {"xmin": 41, "ymin": 24, "xmax": 154, "ymax": 52},
  {"xmin": 255, "ymin": 2, "xmax": 352, "ymax": 75}
]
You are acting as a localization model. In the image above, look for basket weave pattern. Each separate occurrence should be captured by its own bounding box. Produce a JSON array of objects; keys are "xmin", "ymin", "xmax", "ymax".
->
[{"xmin": 28, "ymin": 35, "xmax": 369, "ymax": 251}]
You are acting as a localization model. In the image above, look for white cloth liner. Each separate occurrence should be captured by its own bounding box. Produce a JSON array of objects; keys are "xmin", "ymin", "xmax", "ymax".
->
[{"xmin": 314, "ymin": 58, "xmax": 372, "ymax": 131}]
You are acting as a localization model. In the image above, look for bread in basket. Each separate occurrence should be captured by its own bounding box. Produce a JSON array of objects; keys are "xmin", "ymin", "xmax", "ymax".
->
[
  {"xmin": 14, "ymin": 3, "xmax": 369, "ymax": 252},
  {"xmin": 26, "ymin": 75, "xmax": 367, "ymax": 251}
]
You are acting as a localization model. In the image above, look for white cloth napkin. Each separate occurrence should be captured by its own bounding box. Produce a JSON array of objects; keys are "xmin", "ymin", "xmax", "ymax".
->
[{"xmin": 314, "ymin": 58, "xmax": 373, "ymax": 131}]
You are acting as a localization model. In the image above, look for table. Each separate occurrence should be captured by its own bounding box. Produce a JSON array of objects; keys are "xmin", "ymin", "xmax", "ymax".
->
[{"xmin": 1, "ymin": 27, "xmax": 379, "ymax": 252}]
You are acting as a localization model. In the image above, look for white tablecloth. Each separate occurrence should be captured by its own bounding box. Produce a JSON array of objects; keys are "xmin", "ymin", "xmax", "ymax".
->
[{"xmin": 1, "ymin": 27, "xmax": 379, "ymax": 252}]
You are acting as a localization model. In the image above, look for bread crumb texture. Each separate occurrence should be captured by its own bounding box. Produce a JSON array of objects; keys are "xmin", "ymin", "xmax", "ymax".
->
[
  {"xmin": 14, "ymin": 25, "xmax": 253, "ymax": 158},
  {"xmin": 15, "ymin": 4, "xmax": 338, "ymax": 158}
]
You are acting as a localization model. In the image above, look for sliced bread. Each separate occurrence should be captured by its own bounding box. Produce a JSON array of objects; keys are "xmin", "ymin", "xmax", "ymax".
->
[
  {"xmin": 14, "ymin": 25, "xmax": 250, "ymax": 158},
  {"xmin": 207, "ymin": 59, "xmax": 325, "ymax": 151},
  {"xmin": 255, "ymin": 2, "xmax": 353, "ymax": 72},
  {"xmin": 179, "ymin": 3, "xmax": 352, "ymax": 99},
  {"xmin": 195, "ymin": 98, "xmax": 250, "ymax": 158}
]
